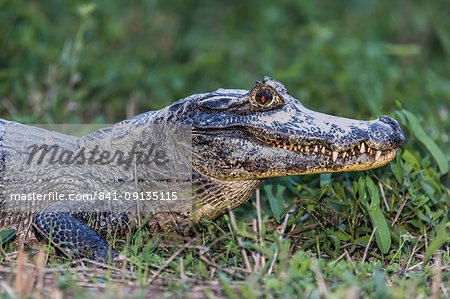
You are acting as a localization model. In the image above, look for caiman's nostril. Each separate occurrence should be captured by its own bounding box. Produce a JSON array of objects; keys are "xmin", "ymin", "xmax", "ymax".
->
[
  {"xmin": 379, "ymin": 115, "xmax": 401, "ymax": 131},
  {"xmin": 379, "ymin": 115, "xmax": 395, "ymax": 127},
  {"xmin": 379, "ymin": 115, "xmax": 405, "ymax": 145}
]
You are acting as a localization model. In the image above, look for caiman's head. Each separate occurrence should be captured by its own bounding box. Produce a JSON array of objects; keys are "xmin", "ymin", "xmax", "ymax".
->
[{"xmin": 190, "ymin": 77, "xmax": 405, "ymax": 181}]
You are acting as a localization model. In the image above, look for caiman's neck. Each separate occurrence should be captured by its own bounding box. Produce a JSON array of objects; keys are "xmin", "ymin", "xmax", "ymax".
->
[{"xmin": 191, "ymin": 170, "xmax": 262, "ymax": 221}]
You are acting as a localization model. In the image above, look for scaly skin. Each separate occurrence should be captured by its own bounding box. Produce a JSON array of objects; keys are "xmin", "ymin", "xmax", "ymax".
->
[{"xmin": 0, "ymin": 77, "xmax": 405, "ymax": 261}]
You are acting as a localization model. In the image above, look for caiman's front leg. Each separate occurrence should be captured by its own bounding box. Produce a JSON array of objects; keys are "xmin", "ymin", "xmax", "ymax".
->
[{"xmin": 32, "ymin": 201, "xmax": 129, "ymax": 262}]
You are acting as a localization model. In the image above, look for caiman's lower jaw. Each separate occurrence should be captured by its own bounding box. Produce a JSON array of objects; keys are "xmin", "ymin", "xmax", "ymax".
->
[{"xmin": 257, "ymin": 136, "xmax": 398, "ymax": 172}]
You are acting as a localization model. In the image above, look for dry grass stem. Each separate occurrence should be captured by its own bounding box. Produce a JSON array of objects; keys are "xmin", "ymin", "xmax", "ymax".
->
[
  {"xmin": 228, "ymin": 206, "xmax": 252, "ymax": 273},
  {"xmin": 311, "ymin": 258, "xmax": 328, "ymax": 297},
  {"xmin": 405, "ymin": 235, "xmax": 423, "ymax": 270},
  {"xmin": 430, "ymin": 252, "xmax": 441, "ymax": 299},
  {"xmin": 331, "ymin": 252, "xmax": 347, "ymax": 264},
  {"xmin": 362, "ymin": 226, "xmax": 377, "ymax": 264},
  {"xmin": 378, "ymin": 181, "xmax": 390, "ymax": 212},
  {"xmin": 267, "ymin": 213, "xmax": 290, "ymax": 274},
  {"xmin": 146, "ymin": 245, "xmax": 187, "ymax": 285},
  {"xmin": 392, "ymin": 195, "xmax": 409, "ymax": 227}
]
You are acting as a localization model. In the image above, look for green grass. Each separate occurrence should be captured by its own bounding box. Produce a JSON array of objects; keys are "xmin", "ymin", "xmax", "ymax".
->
[{"xmin": 0, "ymin": 0, "xmax": 449, "ymax": 297}]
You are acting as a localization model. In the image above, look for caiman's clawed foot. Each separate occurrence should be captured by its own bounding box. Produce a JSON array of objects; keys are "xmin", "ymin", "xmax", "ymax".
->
[{"xmin": 33, "ymin": 210, "xmax": 120, "ymax": 262}]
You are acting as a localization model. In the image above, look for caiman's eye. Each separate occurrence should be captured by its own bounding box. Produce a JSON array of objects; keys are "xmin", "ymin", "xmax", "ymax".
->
[{"xmin": 255, "ymin": 89, "xmax": 274, "ymax": 106}]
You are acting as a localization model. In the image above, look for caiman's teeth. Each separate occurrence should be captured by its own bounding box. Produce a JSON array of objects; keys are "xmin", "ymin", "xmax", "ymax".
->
[
  {"xmin": 266, "ymin": 139, "xmax": 378, "ymax": 161},
  {"xmin": 375, "ymin": 150, "xmax": 382, "ymax": 161},
  {"xmin": 332, "ymin": 151, "xmax": 338, "ymax": 163},
  {"xmin": 360, "ymin": 142, "xmax": 366, "ymax": 153}
]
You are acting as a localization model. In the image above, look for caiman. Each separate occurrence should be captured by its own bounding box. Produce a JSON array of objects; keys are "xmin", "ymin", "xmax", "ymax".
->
[{"xmin": 0, "ymin": 77, "xmax": 405, "ymax": 261}]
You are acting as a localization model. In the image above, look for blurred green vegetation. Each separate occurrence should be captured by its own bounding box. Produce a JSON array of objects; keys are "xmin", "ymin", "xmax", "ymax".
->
[{"xmin": 0, "ymin": 1, "xmax": 449, "ymax": 297}]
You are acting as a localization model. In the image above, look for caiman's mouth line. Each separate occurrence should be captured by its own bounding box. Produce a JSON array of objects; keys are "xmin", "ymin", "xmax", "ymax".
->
[{"xmin": 255, "ymin": 135, "xmax": 395, "ymax": 164}]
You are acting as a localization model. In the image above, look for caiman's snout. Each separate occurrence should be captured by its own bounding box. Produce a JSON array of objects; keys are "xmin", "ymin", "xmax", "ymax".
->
[
  {"xmin": 378, "ymin": 115, "xmax": 405, "ymax": 147},
  {"xmin": 368, "ymin": 115, "xmax": 405, "ymax": 151}
]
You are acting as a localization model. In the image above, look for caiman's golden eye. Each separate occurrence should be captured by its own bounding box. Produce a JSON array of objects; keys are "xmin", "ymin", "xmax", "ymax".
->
[{"xmin": 255, "ymin": 89, "xmax": 274, "ymax": 106}]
